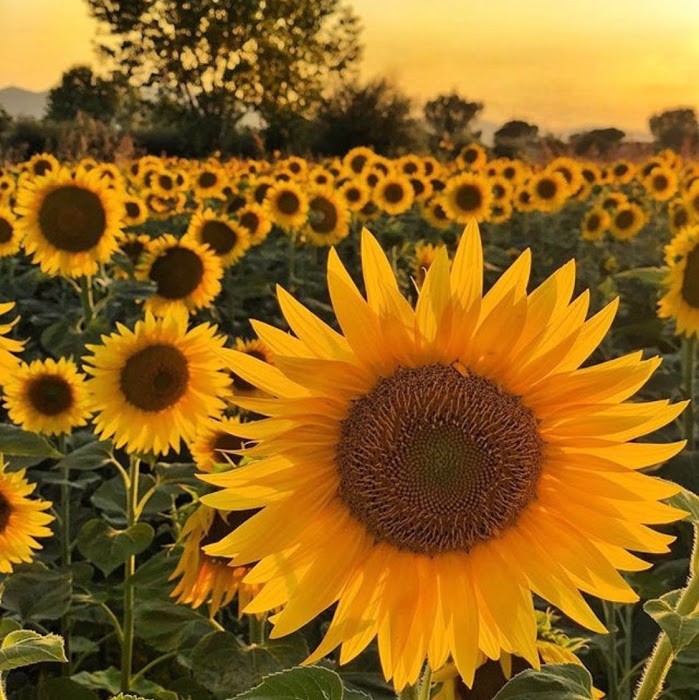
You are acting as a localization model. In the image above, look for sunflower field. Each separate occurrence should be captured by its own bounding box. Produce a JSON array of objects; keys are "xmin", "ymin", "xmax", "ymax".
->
[{"xmin": 0, "ymin": 144, "xmax": 698, "ymax": 700}]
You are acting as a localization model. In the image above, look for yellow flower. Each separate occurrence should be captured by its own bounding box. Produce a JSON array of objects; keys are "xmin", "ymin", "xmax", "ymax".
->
[
  {"xmin": 413, "ymin": 242, "xmax": 444, "ymax": 287},
  {"xmin": 15, "ymin": 167, "xmax": 124, "ymax": 278},
  {"xmin": 0, "ymin": 458, "xmax": 53, "ymax": 574},
  {"xmin": 443, "ymin": 173, "xmax": 492, "ymax": 223},
  {"xmin": 3, "ymin": 357, "xmax": 91, "ymax": 436},
  {"xmin": 457, "ymin": 143, "xmax": 487, "ymax": 171},
  {"xmin": 201, "ymin": 223, "xmax": 685, "ymax": 691},
  {"xmin": 122, "ymin": 195, "xmax": 148, "ymax": 227},
  {"xmin": 610, "ymin": 160, "xmax": 636, "ymax": 185},
  {"xmin": 339, "ymin": 180, "xmax": 371, "ymax": 213},
  {"xmin": 0, "ymin": 206, "xmax": 22, "ymax": 257},
  {"xmin": 581, "ymin": 207, "xmax": 611, "ymax": 241},
  {"xmin": 610, "ymin": 203, "xmax": 646, "ymax": 240},
  {"xmin": 373, "ymin": 174, "xmax": 415, "ymax": 216},
  {"xmin": 24, "ymin": 153, "xmax": 59, "ymax": 179},
  {"xmin": 186, "ymin": 210, "xmax": 251, "ymax": 267},
  {"xmin": 342, "ymin": 147, "xmax": 375, "ymax": 176},
  {"xmin": 236, "ymin": 203, "xmax": 273, "ymax": 247},
  {"xmin": 303, "ymin": 188, "xmax": 350, "ymax": 247},
  {"xmin": 643, "ymin": 165, "xmax": 678, "ymax": 202},
  {"xmin": 0, "ymin": 302, "xmax": 24, "ymax": 378},
  {"xmin": 421, "ymin": 198, "xmax": 451, "ymax": 230},
  {"xmin": 530, "ymin": 171, "xmax": 569, "ymax": 213},
  {"xmin": 189, "ymin": 417, "xmax": 247, "ymax": 473},
  {"xmin": 85, "ymin": 313, "xmax": 230, "ymax": 455},
  {"xmin": 264, "ymin": 181, "xmax": 309, "ymax": 232}
]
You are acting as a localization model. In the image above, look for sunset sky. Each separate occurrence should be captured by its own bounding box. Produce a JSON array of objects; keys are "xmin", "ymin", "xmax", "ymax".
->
[{"xmin": 1, "ymin": 0, "xmax": 698, "ymax": 136}]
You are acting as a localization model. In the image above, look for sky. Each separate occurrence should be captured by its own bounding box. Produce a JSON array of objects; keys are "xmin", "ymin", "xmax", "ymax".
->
[{"xmin": 1, "ymin": 0, "xmax": 698, "ymax": 135}]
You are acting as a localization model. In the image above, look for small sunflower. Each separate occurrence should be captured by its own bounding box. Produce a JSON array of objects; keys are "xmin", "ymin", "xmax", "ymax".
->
[
  {"xmin": 669, "ymin": 199, "xmax": 692, "ymax": 235},
  {"xmin": 0, "ymin": 206, "xmax": 22, "ymax": 257},
  {"xmin": 308, "ymin": 166, "xmax": 335, "ymax": 188},
  {"xmin": 115, "ymin": 233, "xmax": 153, "ymax": 276},
  {"xmin": 170, "ymin": 505, "xmax": 258, "ymax": 617},
  {"xmin": 658, "ymin": 225, "xmax": 699, "ymax": 337},
  {"xmin": 457, "ymin": 143, "xmax": 487, "ymax": 170},
  {"xmin": 264, "ymin": 182, "xmax": 309, "ymax": 231},
  {"xmin": 303, "ymin": 188, "xmax": 350, "ymax": 247},
  {"xmin": 581, "ymin": 207, "xmax": 611, "ymax": 242},
  {"xmin": 409, "ymin": 175, "xmax": 434, "ymax": 203},
  {"xmin": 250, "ymin": 176, "xmax": 275, "ymax": 206},
  {"xmin": 397, "ymin": 154, "xmax": 425, "ymax": 178},
  {"xmin": 0, "ymin": 459, "xmax": 53, "ymax": 574},
  {"xmin": 514, "ymin": 186, "xmax": 536, "ymax": 213},
  {"xmin": 684, "ymin": 181, "xmax": 699, "ymax": 222},
  {"xmin": 186, "ymin": 210, "xmax": 251, "ymax": 267},
  {"xmin": 610, "ymin": 203, "xmax": 646, "ymax": 240},
  {"xmin": 490, "ymin": 201, "xmax": 513, "ymax": 224},
  {"xmin": 3, "ymin": 358, "xmax": 91, "ymax": 437},
  {"xmin": 413, "ymin": 242, "xmax": 443, "ymax": 287},
  {"xmin": 237, "ymin": 203, "xmax": 273, "ymax": 246},
  {"xmin": 339, "ymin": 180, "xmax": 371, "ymax": 212},
  {"xmin": 421, "ymin": 198, "xmax": 451, "ymax": 230},
  {"xmin": 374, "ymin": 174, "xmax": 415, "ymax": 216},
  {"xmin": 530, "ymin": 171, "xmax": 568, "ymax": 213},
  {"xmin": 342, "ymin": 147, "xmax": 375, "ymax": 176},
  {"xmin": 611, "ymin": 160, "xmax": 635, "ymax": 185},
  {"xmin": 193, "ymin": 165, "xmax": 224, "ymax": 200},
  {"xmin": 644, "ymin": 166, "xmax": 678, "ymax": 202},
  {"xmin": 15, "ymin": 167, "xmax": 124, "ymax": 277},
  {"xmin": 137, "ymin": 234, "xmax": 223, "ymax": 317},
  {"xmin": 230, "ymin": 338, "xmax": 273, "ymax": 397},
  {"xmin": 85, "ymin": 313, "xmax": 230, "ymax": 455},
  {"xmin": 189, "ymin": 416, "xmax": 247, "ymax": 472},
  {"xmin": 0, "ymin": 302, "xmax": 24, "ymax": 378},
  {"xmin": 25, "ymin": 153, "xmax": 59, "ymax": 179},
  {"xmin": 123, "ymin": 195, "xmax": 149, "ymax": 227},
  {"xmin": 442, "ymin": 173, "xmax": 492, "ymax": 223}
]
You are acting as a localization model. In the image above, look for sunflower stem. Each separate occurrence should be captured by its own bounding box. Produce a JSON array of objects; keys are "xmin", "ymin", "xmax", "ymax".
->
[
  {"xmin": 288, "ymin": 233, "xmax": 297, "ymax": 292},
  {"xmin": 58, "ymin": 434, "xmax": 72, "ymax": 675},
  {"xmin": 418, "ymin": 664, "xmax": 433, "ymax": 700},
  {"xmin": 682, "ymin": 335, "xmax": 696, "ymax": 451},
  {"xmin": 0, "ymin": 674, "xmax": 6, "ymax": 700},
  {"xmin": 120, "ymin": 455, "xmax": 140, "ymax": 693},
  {"xmin": 397, "ymin": 684, "xmax": 419, "ymax": 700},
  {"xmin": 79, "ymin": 276, "xmax": 94, "ymax": 326},
  {"xmin": 634, "ymin": 526, "xmax": 699, "ymax": 700},
  {"xmin": 603, "ymin": 601, "xmax": 620, "ymax": 700},
  {"xmin": 248, "ymin": 613, "xmax": 267, "ymax": 646}
]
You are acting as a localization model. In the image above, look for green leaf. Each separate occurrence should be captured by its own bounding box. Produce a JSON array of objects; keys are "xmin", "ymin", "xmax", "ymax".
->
[
  {"xmin": 55, "ymin": 440, "xmax": 112, "ymax": 472},
  {"xmin": 91, "ymin": 475, "xmax": 171, "ymax": 517},
  {"xmin": 134, "ymin": 599, "xmax": 213, "ymax": 653},
  {"xmin": 1, "ymin": 564, "xmax": 72, "ymax": 622},
  {"xmin": 0, "ymin": 619, "xmax": 21, "ymax": 641},
  {"xmin": 233, "ymin": 666, "xmax": 346, "ymax": 700},
  {"xmin": 72, "ymin": 667, "xmax": 177, "ymax": 699},
  {"xmin": 492, "ymin": 663, "xmax": 594, "ymax": 700},
  {"xmin": 668, "ymin": 488, "xmax": 699, "ymax": 524},
  {"xmin": 614, "ymin": 266, "xmax": 668, "ymax": 285},
  {"xmin": 0, "ymin": 629, "xmax": 66, "ymax": 671},
  {"xmin": 41, "ymin": 677, "xmax": 100, "ymax": 700},
  {"xmin": 76, "ymin": 520, "xmax": 154, "ymax": 576},
  {"xmin": 644, "ymin": 589, "xmax": 699, "ymax": 653},
  {"xmin": 0, "ymin": 424, "xmax": 62, "ymax": 461}
]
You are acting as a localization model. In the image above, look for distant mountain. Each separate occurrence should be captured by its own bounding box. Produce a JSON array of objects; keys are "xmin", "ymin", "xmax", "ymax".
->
[{"xmin": 0, "ymin": 87, "xmax": 48, "ymax": 119}]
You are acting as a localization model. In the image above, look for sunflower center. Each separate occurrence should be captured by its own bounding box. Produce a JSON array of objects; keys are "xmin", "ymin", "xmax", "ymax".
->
[
  {"xmin": 149, "ymin": 247, "xmax": 204, "ymax": 299},
  {"xmin": 463, "ymin": 149, "xmax": 478, "ymax": 164},
  {"xmin": 586, "ymin": 213, "xmax": 601, "ymax": 231},
  {"xmin": 455, "ymin": 184, "xmax": 482, "ymax": 212},
  {"xmin": 276, "ymin": 191, "xmax": 301, "ymax": 215},
  {"xmin": 38, "ymin": 186, "xmax": 107, "ymax": 252},
  {"xmin": 383, "ymin": 183, "xmax": 405, "ymax": 204},
  {"xmin": 681, "ymin": 245, "xmax": 699, "ymax": 309},
  {"xmin": 125, "ymin": 202, "xmax": 141, "ymax": 219},
  {"xmin": 673, "ymin": 208, "xmax": 689, "ymax": 229},
  {"xmin": 345, "ymin": 187, "xmax": 361, "ymax": 202},
  {"xmin": 211, "ymin": 432, "xmax": 245, "ymax": 466},
  {"xmin": 653, "ymin": 174, "xmax": 669, "ymax": 191},
  {"xmin": 120, "ymin": 239, "xmax": 146, "ymax": 265},
  {"xmin": 336, "ymin": 364, "xmax": 543, "ymax": 556},
  {"xmin": 239, "ymin": 212, "xmax": 260, "ymax": 234},
  {"xmin": 201, "ymin": 220, "xmax": 237, "ymax": 255},
  {"xmin": 27, "ymin": 375, "xmax": 73, "ymax": 416},
  {"xmin": 536, "ymin": 179, "xmax": 557, "ymax": 200},
  {"xmin": 0, "ymin": 219, "xmax": 12, "ymax": 244},
  {"xmin": 309, "ymin": 197, "xmax": 338, "ymax": 234},
  {"xmin": 0, "ymin": 492, "xmax": 11, "ymax": 534},
  {"xmin": 120, "ymin": 344, "xmax": 189, "ymax": 412},
  {"xmin": 616, "ymin": 209, "xmax": 635, "ymax": 229},
  {"xmin": 198, "ymin": 172, "xmax": 217, "ymax": 189}
]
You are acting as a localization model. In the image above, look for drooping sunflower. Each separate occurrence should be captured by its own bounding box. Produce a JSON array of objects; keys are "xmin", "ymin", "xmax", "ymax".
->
[
  {"xmin": 0, "ymin": 206, "xmax": 22, "ymax": 257},
  {"xmin": 442, "ymin": 173, "xmax": 492, "ymax": 223},
  {"xmin": 264, "ymin": 181, "xmax": 309, "ymax": 231},
  {"xmin": 303, "ymin": 188, "xmax": 350, "ymax": 247},
  {"xmin": 610, "ymin": 203, "xmax": 646, "ymax": 240},
  {"xmin": 236, "ymin": 203, "xmax": 273, "ymax": 247},
  {"xmin": 530, "ymin": 171, "xmax": 568, "ymax": 213},
  {"xmin": 581, "ymin": 207, "xmax": 611, "ymax": 242},
  {"xmin": 189, "ymin": 416, "xmax": 247, "ymax": 472},
  {"xmin": 15, "ymin": 167, "xmax": 124, "ymax": 277},
  {"xmin": 0, "ymin": 459, "xmax": 54, "ymax": 574},
  {"xmin": 137, "ymin": 234, "xmax": 223, "ymax": 317},
  {"xmin": 658, "ymin": 224, "xmax": 699, "ymax": 337},
  {"xmin": 186, "ymin": 210, "xmax": 251, "ymax": 267},
  {"xmin": 0, "ymin": 302, "xmax": 24, "ymax": 378},
  {"xmin": 85, "ymin": 313, "xmax": 230, "ymax": 455},
  {"xmin": 202, "ymin": 224, "xmax": 685, "ymax": 691},
  {"xmin": 3, "ymin": 357, "xmax": 91, "ymax": 436},
  {"xmin": 373, "ymin": 174, "xmax": 415, "ymax": 216},
  {"xmin": 170, "ymin": 505, "xmax": 259, "ymax": 617}
]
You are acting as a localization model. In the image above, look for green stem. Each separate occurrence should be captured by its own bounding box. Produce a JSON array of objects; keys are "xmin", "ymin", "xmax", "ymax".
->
[
  {"xmin": 288, "ymin": 233, "xmax": 297, "ymax": 292},
  {"xmin": 80, "ymin": 276, "xmax": 94, "ymax": 326},
  {"xmin": 682, "ymin": 335, "xmax": 696, "ymax": 451},
  {"xmin": 604, "ymin": 601, "xmax": 619, "ymax": 700},
  {"xmin": 418, "ymin": 665, "xmax": 433, "ymax": 700},
  {"xmin": 248, "ymin": 613, "xmax": 267, "ymax": 646},
  {"xmin": 131, "ymin": 650, "xmax": 177, "ymax": 685},
  {"xmin": 59, "ymin": 435, "xmax": 72, "ymax": 675},
  {"xmin": 397, "ymin": 685, "xmax": 419, "ymax": 700},
  {"xmin": 622, "ymin": 604, "xmax": 634, "ymax": 700},
  {"xmin": 635, "ymin": 528, "xmax": 699, "ymax": 700},
  {"xmin": 0, "ymin": 674, "xmax": 6, "ymax": 700},
  {"xmin": 120, "ymin": 456, "xmax": 140, "ymax": 693}
]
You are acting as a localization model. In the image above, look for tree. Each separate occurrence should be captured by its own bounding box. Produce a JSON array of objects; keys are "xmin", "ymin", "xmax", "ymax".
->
[
  {"xmin": 87, "ymin": 0, "xmax": 362, "ymax": 149},
  {"xmin": 424, "ymin": 92, "xmax": 483, "ymax": 153},
  {"xmin": 569, "ymin": 127, "xmax": 625, "ymax": 157},
  {"xmin": 312, "ymin": 78, "xmax": 421, "ymax": 156},
  {"xmin": 649, "ymin": 108, "xmax": 699, "ymax": 152},
  {"xmin": 493, "ymin": 120, "xmax": 539, "ymax": 158}
]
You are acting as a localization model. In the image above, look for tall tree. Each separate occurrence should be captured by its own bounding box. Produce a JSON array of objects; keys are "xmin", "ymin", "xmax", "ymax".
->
[
  {"xmin": 569, "ymin": 127, "xmax": 625, "ymax": 157},
  {"xmin": 424, "ymin": 92, "xmax": 483, "ymax": 153},
  {"xmin": 87, "ymin": 0, "xmax": 361, "ymax": 145},
  {"xmin": 649, "ymin": 108, "xmax": 699, "ymax": 151},
  {"xmin": 493, "ymin": 120, "xmax": 539, "ymax": 158}
]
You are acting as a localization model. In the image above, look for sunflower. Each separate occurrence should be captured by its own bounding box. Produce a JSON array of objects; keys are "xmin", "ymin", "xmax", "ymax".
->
[
  {"xmin": 25, "ymin": 153, "xmax": 59, "ymax": 178},
  {"xmin": 442, "ymin": 173, "xmax": 492, "ymax": 223},
  {"xmin": 15, "ymin": 167, "xmax": 124, "ymax": 277},
  {"xmin": 0, "ymin": 302, "xmax": 24, "ymax": 378},
  {"xmin": 186, "ymin": 210, "xmax": 251, "ymax": 267},
  {"xmin": 413, "ymin": 242, "xmax": 443, "ymax": 287},
  {"xmin": 202, "ymin": 224, "xmax": 685, "ymax": 691},
  {"xmin": 264, "ymin": 182, "xmax": 309, "ymax": 231},
  {"xmin": 223, "ymin": 191, "xmax": 250, "ymax": 217},
  {"xmin": 0, "ymin": 459, "xmax": 53, "ymax": 574},
  {"xmin": 489, "ymin": 201, "xmax": 513, "ymax": 225},
  {"xmin": 194, "ymin": 165, "xmax": 224, "ymax": 200},
  {"xmin": 374, "ymin": 174, "xmax": 415, "ymax": 216},
  {"xmin": 643, "ymin": 166, "xmax": 678, "ymax": 202},
  {"xmin": 514, "ymin": 186, "xmax": 536, "ymax": 213},
  {"xmin": 0, "ymin": 206, "xmax": 22, "ymax": 257},
  {"xmin": 304, "ymin": 188, "xmax": 350, "ymax": 247},
  {"xmin": 600, "ymin": 191, "xmax": 628, "ymax": 211},
  {"xmin": 343, "ymin": 147, "xmax": 375, "ymax": 176},
  {"xmin": 3, "ymin": 358, "xmax": 91, "ymax": 436},
  {"xmin": 658, "ymin": 225, "xmax": 699, "ymax": 337},
  {"xmin": 669, "ymin": 199, "xmax": 692, "ymax": 235},
  {"xmin": 398, "ymin": 154, "xmax": 425, "ymax": 178},
  {"xmin": 610, "ymin": 160, "xmax": 635, "ymax": 185},
  {"xmin": 457, "ymin": 143, "xmax": 487, "ymax": 171},
  {"xmin": 237, "ymin": 203, "xmax": 273, "ymax": 246},
  {"xmin": 548, "ymin": 157, "xmax": 583, "ymax": 196},
  {"xmin": 409, "ymin": 175, "xmax": 434, "ymax": 203},
  {"xmin": 308, "ymin": 166, "xmax": 334, "ymax": 188},
  {"xmin": 230, "ymin": 338, "xmax": 274, "ymax": 397},
  {"xmin": 170, "ymin": 505, "xmax": 258, "ymax": 617},
  {"xmin": 610, "ymin": 203, "xmax": 646, "ymax": 240},
  {"xmin": 0, "ymin": 175, "xmax": 16, "ymax": 203},
  {"xmin": 137, "ymin": 234, "xmax": 223, "ymax": 317},
  {"xmin": 85, "ymin": 313, "xmax": 230, "ymax": 455},
  {"xmin": 421, "ymin": 199, "xmax": 452, "ymax": 230},
  {"xmin": 115, "ymin": 233, "xmax": 153, "ymax": 276},
  {"xmin": 581, "ymin": 207, "xmax": 610, "ymax": 242},
  {"xmin": 339, "ymin": 179, "xmax": 371, "ymax": 212},
  {"xmin": 530, "ymin": 171, "xmax": 568, "ymax": 213},
  {"xmin": 123, "ymin": 195, "xmax": 148, "ymax": 227},
  {"xmin": 189, "ymin": 416, "xmax": 248, "ymax": 472}
]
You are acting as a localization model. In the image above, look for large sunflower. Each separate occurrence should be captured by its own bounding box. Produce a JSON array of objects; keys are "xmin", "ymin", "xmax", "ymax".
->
[
  {"xmin": 137, "ymin": 234, "xmax": 223, "ymax": 317},
  {"xmin": 85, "ymin": 313, "xmax": 230, "ymax": 455},
  {"xmin": 0, "ymin": 302, "xmax": 24, "ymax": 378},
  {"xmin": 658, "ymin": 225, "xmax": 699, "ymax": 337},
  {"xmin": 202, "ymin": 224, "xmax": 685, "ymax": 691},
  {"xmin": 15, "ymin": 167, "xmax": 123, "ymax": 277},
  {"xmin": 0, "ymin": 459, "xmax": 53, "ymax": 573},
  {"xmin": 186, "ymin": 210, "xmax": 251, "ymax": 267},
  {"xmin": 3, "ymin": 357, "xmax": 91, "ymax": 436}
]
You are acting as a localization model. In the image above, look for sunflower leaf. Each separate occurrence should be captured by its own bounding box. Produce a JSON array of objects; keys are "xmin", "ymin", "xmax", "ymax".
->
[
  {"xmin": 0, "ymin": 424, "xmax": 63, "ymax": 461},
  {"xmin": 1, "ymin": 564, "xmax": 72, "ymax": 622},
  {"xmin": 644, "ymin": 589, "xmax": 699, "ymax": 653},
  {"xmin": 0, "ymin": 629, "xmax": 66, "ymax": 671},
  {"xmin": 668, "ymin": 488, "xmax": 699, "ymax": 525},
  {"xmin": 232, "ymin": 665, "xmax": 346, "ymax": 700},
  {"xmin": 76, "ymin": 520, "xmax": 154, "ymax": 576},
  {"xmin": 492, "ymin": 663, "xmax": 594, "ymax": 700}
]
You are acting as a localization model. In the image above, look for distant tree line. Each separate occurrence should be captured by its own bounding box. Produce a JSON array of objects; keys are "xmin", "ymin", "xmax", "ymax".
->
[{"xmin": 1, "ymin": 0, "xmax": 698, "ymax": 161}]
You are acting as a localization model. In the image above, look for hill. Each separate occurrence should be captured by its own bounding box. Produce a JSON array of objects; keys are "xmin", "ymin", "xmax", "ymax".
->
[{"xmin": 0, "ymin": 87, "xmax": 48, "ymax": 119}]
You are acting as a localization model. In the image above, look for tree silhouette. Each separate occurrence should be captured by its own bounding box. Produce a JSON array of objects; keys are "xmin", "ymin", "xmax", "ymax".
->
[
  {"xmin": 649, "ymin": 108, "xmax": 699, "ymax": 151},
  {"xmin": 569, "ymin": 128, "xmax": 625, "ymax": 157},
  {"xmin": 424, "ymin": 92, "xmax": 483, "ymax": 153},
  {"xmin": 493, "ymin": 120, "xmax": 539, "ymax": 158}
]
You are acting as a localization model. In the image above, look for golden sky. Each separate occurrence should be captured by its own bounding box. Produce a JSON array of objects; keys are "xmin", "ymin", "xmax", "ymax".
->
[{"xmin": 1, "ymin": 0, "xmax": 698, "ymax": 135}]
